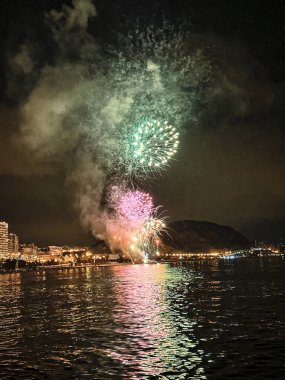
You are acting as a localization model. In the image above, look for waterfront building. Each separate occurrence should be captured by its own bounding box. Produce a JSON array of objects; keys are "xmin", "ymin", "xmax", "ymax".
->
[
  {"xmin": 20, "ymin": 243, "xmax": 39, "ymax": 262},
  {"xmin": 8, "ymin": 233, "xmax": 19, "ymax": 256},
  {"xmin": 20, "ymin": 243, "xmax": 38, "ymax": 255},
  {"xmin": 49, "ymin": 246, "xmax": 63, "ymax": 259},
  {"xmin": 0, "ymin": 221, "xmax": 9, "ymax": 256},
  {"xmin": 109, "ymin": 254, "xmax": 120, "ymax": 261},
  {"xmin": 63, "ymin": 246, "xmax": 87, "ymax": 254},
  {"xmin": 37, "ymin": 250, "xmax": 51, "ymax": 263}
]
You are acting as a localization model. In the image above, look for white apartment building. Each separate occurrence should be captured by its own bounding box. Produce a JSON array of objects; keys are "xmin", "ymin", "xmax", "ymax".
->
[
  {"xmin": 8, "ymin": 233, "xmax": 19, "ymax": 256},
  {"xmin": 0, "ymin": 221, "xmax": 9, "ymax": 256}
]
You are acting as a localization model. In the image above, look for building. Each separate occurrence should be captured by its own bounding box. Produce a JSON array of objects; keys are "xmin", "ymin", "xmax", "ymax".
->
[
  {"xmin": 49, "ymin": 246, "xmax": 63, "ymax": 259},
  {"xmin": 0, "ymin": 221, "xmax": 8, "ymax": 256},
  {"xmin": 8, "ymin": 233, "xmax": 19, "ymax": 256},
  {"xmin": 108, "ymin": 253, "xmax": 120, "ymax": 261},
  {"xmin": 20, "ymin": 243, "xmax": 38, "ymax": 262},
  {"xmin": 20, "ymin": 243, "xmax": 38, "ymax": 255},
  {"xmin": 37, "ymin": 249, "xmax": 51, "ymax": 263},
  {"xmin": 62, "ymin": 246, "xmax": 87, "ymax": 254}
]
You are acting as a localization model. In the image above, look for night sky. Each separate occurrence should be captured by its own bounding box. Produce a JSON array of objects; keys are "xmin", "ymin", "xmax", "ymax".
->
[{"xmin": 0, "ymin": 0, "xmax": 284, "ymax": 246}]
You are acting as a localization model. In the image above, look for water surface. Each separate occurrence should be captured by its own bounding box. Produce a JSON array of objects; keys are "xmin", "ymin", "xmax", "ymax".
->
[{"xmin": 0, "ymin": 258, "xmax": 285, "ymax": 379}]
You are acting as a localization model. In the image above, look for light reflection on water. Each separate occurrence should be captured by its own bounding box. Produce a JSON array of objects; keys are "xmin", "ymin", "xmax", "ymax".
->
[
  {"xmin": 107, "ymin": 264, "xmax": 205, "ymax": 378},
  {"xmin": 0, "ymin": 258, "xmax": 285, "ymax": 379}
]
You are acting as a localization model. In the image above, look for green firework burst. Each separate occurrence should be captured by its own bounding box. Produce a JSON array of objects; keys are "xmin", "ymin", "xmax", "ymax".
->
[{"xmin": 121, "ymin": 118, "xmax": 179, "ymax": 178}]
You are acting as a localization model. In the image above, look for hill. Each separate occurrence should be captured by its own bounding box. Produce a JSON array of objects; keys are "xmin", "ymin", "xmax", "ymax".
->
[
  {"xmin": 161, "ymin": 220, "xmax": 251, "ymax": 252},
  {"xmin": 89, "ymin": 220, "xmax": 251, "ymax": 255}
]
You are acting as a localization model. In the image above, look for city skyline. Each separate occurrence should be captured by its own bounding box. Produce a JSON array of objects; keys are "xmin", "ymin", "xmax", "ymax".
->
[{"xmin": 0, "ymin": 218, "xmax": 88, "ymax": 252}]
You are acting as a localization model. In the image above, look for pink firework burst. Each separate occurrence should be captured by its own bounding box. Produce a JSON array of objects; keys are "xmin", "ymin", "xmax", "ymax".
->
[{"xmin": 118, "ymin": 189, "xmax": 154, "ymax": 223}]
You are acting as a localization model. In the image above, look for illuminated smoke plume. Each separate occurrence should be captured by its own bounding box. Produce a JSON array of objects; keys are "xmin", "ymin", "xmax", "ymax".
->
[{"xmin": 9, "ymin": 0, "xmax": 211, "ymax": 256}]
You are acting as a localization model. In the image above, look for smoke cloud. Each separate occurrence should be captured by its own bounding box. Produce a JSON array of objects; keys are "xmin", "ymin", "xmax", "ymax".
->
[
  {"xmin": 7, "ymin": 0, "xmax": 282, "ymax": 246},
  {"xmin": 48, "ymin": 0, "xmax": 96, "ymax": 30},
  {"xmin": 8, "ymin": 0, "xmax": 212, "ymax": 247},
  {"xmin": 15, "ymin": 1, "xmax": 108, "ymax": 237}
]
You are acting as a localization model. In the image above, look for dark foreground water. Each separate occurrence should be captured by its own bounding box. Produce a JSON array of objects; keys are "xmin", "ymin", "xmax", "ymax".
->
[{"xmin": 0, "ymin": 258, "xmax": 285, "ymax": 379}]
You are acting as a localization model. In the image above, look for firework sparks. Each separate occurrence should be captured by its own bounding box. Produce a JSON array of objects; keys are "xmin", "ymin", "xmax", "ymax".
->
[
  {"xmin": 139, "ymin": 216, "xmax": 166, "ymax": 244},
  {"xmin": 119, "ymin": 119, "xmax": 179, "ymax": 178},
  {"xmin": 109, "ymin": 186, "xmax": 154, "ymax": 223},
  {"xmin": 118, "ymin": 189, "xmax": 153, "ymax": 222},
  {"xmin": 106, "ymin": 185, "xmax": 166, "ymax": 262},
  {"xmin": 138, "ymin": 214, "xmax": 167, "ymax": 259}
]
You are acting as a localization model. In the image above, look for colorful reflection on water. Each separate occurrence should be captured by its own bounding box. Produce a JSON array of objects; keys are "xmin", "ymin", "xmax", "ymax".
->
[
  {"xmin": 0, "ymin": 259, "xmax": 285, "ymax": 379},
  {"xmin": 105, "ymin": 264, "xmax": 205, "ymax": 378}
]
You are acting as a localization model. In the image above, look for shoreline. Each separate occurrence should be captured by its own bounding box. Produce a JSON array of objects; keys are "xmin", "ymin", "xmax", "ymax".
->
[
  {"xmin": 0, "ymin": 262, "xmax": 128, "ymax": 274},
  {"xmin": 1, "ymin": 255, "xmax": 284, "ymax": 275}
]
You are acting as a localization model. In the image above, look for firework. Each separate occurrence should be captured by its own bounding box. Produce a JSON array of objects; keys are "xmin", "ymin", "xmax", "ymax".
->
[
  {"xmin": 117, "ymin": 189, "xmax": 154, "ymax": 223},
  {"xmin": 119, "ymin": 119, "xmax": 179, "ymax": 178},
  {"xmin": 137, "ymin": 215, "xmax": 167, "ymax": 258},
  {"xmin": 106, "ymin": 185, "xmax": 167, "ymax": 262},
  {"xmin": 139, "ymin": 216, "xmax": 166, "ymax": 243}
]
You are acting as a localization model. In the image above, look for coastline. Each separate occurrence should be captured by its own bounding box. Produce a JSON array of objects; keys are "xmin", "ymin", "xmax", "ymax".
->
[{"xmin": 1, "ymin": 255, "xmax": 284, "ymax": 275}]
